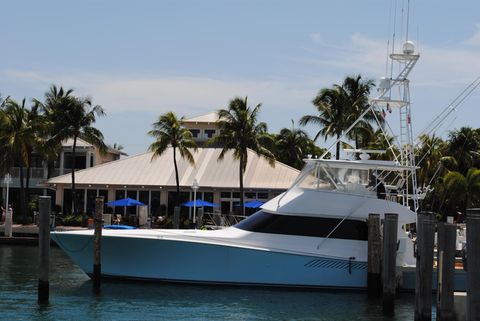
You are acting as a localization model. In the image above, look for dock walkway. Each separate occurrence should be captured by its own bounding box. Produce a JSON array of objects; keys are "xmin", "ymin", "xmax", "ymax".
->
[{"xmin": 0, "ymin": 224, "xmax": 86, "ymax": 245}]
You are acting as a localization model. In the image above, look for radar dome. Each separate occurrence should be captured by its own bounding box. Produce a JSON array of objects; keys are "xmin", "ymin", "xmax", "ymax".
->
[
  {"xmin": 403, "ymin": 41, "xmax": 415, "ymax": 55},
  {"xmin": 378, "ymin": 77, "xmax": 390, "ymax": 90}
]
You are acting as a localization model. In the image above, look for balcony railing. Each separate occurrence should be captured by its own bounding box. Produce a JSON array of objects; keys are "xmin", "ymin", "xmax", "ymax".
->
[
  {"xmin": 8, "ymin": 167, "xmax": 77, "ymax": 179},
  {"xmin": 9, "ymin": 167, "xmax": 46, "ymax": 179}
]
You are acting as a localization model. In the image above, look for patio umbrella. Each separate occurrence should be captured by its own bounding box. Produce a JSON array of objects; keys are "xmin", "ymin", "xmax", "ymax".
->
[
  {"xmin": 182, "ymin": 200, "xmax": 219, "ymax": 207},
  {"xmin": 106, "ymin": 198, "xmax": 145, "ymax": 207},
  {"xmin": 244, "ymin": 200, "xmax": 264, "ymax": 208}
]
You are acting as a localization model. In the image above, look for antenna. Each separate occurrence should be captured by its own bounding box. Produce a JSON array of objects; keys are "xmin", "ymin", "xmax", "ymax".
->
[{"xmin": 406, "ymin": 0, "xmax": 411, "ymax": 42}]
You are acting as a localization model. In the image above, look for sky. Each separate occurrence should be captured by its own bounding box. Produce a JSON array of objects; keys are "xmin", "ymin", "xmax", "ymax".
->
[{"xmin": 2, "ymin": 0, "xmax": 480, "ymax": 156}]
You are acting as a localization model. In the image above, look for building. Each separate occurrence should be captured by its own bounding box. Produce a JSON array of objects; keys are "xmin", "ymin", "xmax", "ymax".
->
[
  {"xmin": 47, "ymin": 147, "xmax": 299, "ymax": 217},
  {"xmin": 1, "ymin": 138, "xmax": 122, "ymax": 216},
  {"xmin": 182, "ymin": 112, "xmax": 219, "ymax": 145},
  {"xmin": 46, "ymin": 112, "xmax": 300, "ymax": 219}
]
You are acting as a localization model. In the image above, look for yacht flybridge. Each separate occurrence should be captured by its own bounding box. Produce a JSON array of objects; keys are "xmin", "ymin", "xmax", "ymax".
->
[{"xmin": 52, "ymin": 41, "xmax": 422, "ymax": 289}]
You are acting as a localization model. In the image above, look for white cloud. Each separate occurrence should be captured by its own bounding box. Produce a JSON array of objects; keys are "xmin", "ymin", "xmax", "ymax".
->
[
  {"xmin": 2, "ymin": 29, "xmax": 480, "ymax": 124},
  {"xmin": 1, "ymin": 70, "xmax": 315, "ymax": 117},
  {"xmin": 303, "ymin": 31, "xmax": 480, "ymax": 90}
]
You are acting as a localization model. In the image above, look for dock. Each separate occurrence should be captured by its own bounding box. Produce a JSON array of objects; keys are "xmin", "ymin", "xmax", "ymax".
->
[{"xmin": 0, "ymin": 224, "xmax": 86, "ymax": 245}]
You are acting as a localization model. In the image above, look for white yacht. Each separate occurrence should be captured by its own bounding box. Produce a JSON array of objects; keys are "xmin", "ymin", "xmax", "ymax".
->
[
  {"xmin": 53, "ymin": 156, "xmax": 417, "ymax": 289},
  {"xmin": 52, "ymin": 41, "xmax": 421, "ymax": 289}
]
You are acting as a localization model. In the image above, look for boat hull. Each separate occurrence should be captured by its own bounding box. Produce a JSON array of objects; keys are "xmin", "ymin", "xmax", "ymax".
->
[{"xmin": 52, "ymin": 232, "xmax": 367, "ymax": 289}]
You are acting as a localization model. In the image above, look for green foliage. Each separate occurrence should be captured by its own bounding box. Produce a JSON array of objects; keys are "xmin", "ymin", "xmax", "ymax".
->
[
  {"xmin": 148, "ymin": 111, "xmax": 198, "ymax": 206},
  {"xmin": 61, "ymin": 214, "xmax": 83, "ymax": 226},
  {"xmin": 0, "ymin": 98, "xmax": 46, "ymax": 223},
  {"xmin": 208, "ymin": 96, "xmax": 275, "ymax": 215},
  {"xmin": 300, "ymin": 75, "xmax": 378, "ymax": 160},
  {"xmin": 273, "ymin": 120, "xmax": 327, "ymax": 169},
  {"xmin": 35, "ymin": 85, "xmax": 107, "ymax": 219}
]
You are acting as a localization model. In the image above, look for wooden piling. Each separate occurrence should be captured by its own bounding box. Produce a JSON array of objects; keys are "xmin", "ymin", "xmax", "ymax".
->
[
  {"xmin": 4, "ymin": 207, "xmax": 12, "ymax": 237},
  {"xmin": 173, "ymin": 206, "xmax": 180, "ymax": 229},
  {"xmin": 38, "ymin": 196, "xmax": 51, "ymax": 304},
  {"xmin": 436, "ymin": 222, "xmax": 456, "ymax": 320},
  {"xmin": 368, "ymin": 213, "xmax": 382, "ymax": 298},
  {"xmin": 382, "ymin": 213, "xmax": 398, "ymax": 314},
  {"xmin": 93, "ymin": 196, "xmax": 104, "ymax": 292},
  {"xmin": 414, "ymin": 212, "xmax": 435, "ymax": 321},
  {"xmin": 467, "ymin": 208, "xmax": 480, "ymax": 321}
]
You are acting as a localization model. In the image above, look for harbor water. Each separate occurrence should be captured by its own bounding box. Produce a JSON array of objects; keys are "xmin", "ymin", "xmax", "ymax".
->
[{"xmin": 0, "ymin": 245, "xmax": 417, "ymax": 320}]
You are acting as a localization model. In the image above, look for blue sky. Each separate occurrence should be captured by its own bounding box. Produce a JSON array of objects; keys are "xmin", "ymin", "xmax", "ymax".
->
[{"xmin": 2, "ymin": 0, "xmax": 480, "ymax": 155}]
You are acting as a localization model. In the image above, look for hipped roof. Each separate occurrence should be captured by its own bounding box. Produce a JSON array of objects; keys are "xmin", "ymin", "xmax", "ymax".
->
[
  {"xmin": 48, "ymin": 147, "xmax": 299, "ymax": 190},
  {"xmin": 183, "ymin": 112, "xmax": 219, "ymax": 124}
]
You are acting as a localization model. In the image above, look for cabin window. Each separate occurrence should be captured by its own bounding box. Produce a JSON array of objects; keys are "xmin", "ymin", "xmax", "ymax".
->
[{"xmin": 235, "ymin": 211, "xmax": 367, "ymax": 241}]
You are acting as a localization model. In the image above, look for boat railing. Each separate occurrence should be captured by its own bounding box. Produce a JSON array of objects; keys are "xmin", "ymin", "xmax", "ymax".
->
[{"xmin": 202, "ymin": 212, "xmax": 247, "ymax": 229}]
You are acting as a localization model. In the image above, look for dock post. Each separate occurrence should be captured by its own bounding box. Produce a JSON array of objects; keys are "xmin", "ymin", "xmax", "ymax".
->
[
  {"xmin": 173, "ymin": 206, "xmax": 180, "ymax": 229},
  {"xmin": 414, "ymin": 212, "xmax": 435, "ymax": 321},
  {"xmin": 4, "ymin": 207, "xmax": 12, "ymax": 237},
  {"xmin": 368, "ymin": 213, "xmax": 382, "ymax": 298},
  {"xmin": 436, "ymin": 222, "xmax": 456, "ymax": 321},
  {"xmin": 382, "ymin": 213, "xmax": 398, "ymax": 314},
  {"xmin": 38, "ymin": 196, "xmax": 51, "ymax": 304},
  {"xmin": 467, "ymin": 208, "xmax": 480, "ymax": 321},
  {"xmin": 93, "ymin": 196, "xmax": 104, "ymax": 292}
]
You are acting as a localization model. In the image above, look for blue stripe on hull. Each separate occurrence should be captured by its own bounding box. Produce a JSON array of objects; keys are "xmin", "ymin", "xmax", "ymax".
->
[{"xmin": 53, "ymin": 233, "xmax": 367, "ymax": 289}]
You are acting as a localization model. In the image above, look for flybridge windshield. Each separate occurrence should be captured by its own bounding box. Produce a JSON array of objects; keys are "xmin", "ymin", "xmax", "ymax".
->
[
  {"xmin": 290, "ymin": 160, "xmax": 408, "ymax": 199},
  {"xmin": 295, "ymin": 163, "xmax": 371, "ymax": 193}
]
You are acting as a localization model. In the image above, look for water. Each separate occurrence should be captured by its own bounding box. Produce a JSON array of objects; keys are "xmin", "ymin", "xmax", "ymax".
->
[{"xmin": 0, "ymin": 245, "xmax": 416, "ymax": 320}]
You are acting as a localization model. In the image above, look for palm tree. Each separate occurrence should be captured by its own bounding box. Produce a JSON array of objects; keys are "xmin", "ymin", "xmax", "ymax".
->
[
  {"xmin": 342, "ymin": 75, "xmax": 379, "ymax": 148},
  {"xmin": 440, "ymin": 168, "xmax": 480, "ymax": 219},
  {"xmin": 209, "ymin": 97, "xmax": 275, "ymax": 215},
  {"xmin": 275, "ymin": 120, "xmax": 314, "ymax": 169},
  {"xmin": 445, "ymin": 127, "xmax": 480, "ymax": 175},
  {"xmin": 0, "ymin": 98, "xmax": 45, "ymax": 223},
  {"xmin": 300, "ymin": 86, "xmax": 344, "ymax": 159},
  {"xmin": 300, "ymin": 75, "xmax": 377, "ymax": 160},
  {"xmin": 148, "ymin": 112, "xmax": 197, "ymax": 208},
  {"xmin": 108, "ymin": 143, "xmax": 128, "ymax": 156},
  {"xmin": 40, "ymin": 89, "xmax": 107, "ymax": 219},
  {"xmin": 415, "ymin": 134, "xmax": 447, "ymax": 189},
  {"xmin": 33, "ymin": 85, "xmax": 75, "ymax": 179}
]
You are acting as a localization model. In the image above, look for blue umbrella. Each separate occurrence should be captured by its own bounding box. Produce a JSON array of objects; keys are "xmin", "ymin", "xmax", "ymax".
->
[
  {"xmin": 182, "ymin": 200, "xmax": 219, "ymax": 207},
  {"xmin": 244, "ymin": 200, "xmax": 265, "ymax": 208},
  {"xmin": 106, "ymin": 198, "xmax": 145, "ymax": 207}
]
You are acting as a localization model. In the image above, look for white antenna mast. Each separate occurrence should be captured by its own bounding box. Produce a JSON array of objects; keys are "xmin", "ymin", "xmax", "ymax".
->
[{"xmin": 371, "ymin": 0, "xmax": 420, "ymax": 211}]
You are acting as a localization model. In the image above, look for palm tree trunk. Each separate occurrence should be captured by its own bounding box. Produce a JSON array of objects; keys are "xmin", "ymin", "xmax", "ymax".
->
[
  {"xmin": 336, "ymin": 134, "xmax": 341, "ymax": 160},
  {"xmin": 71, "ymin": 136, "xmax": 78, "ymax": 219},
  {"xmin": 239, "ymin": 153, "xmax": 245, "ymax": 216},
  {"xmin": 19, "ymin": 165, "xmax": 27, "ymax": 224},
  {"xmin": 173, "ymin": 146, "xmax": 180, "ymax": 206}
]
